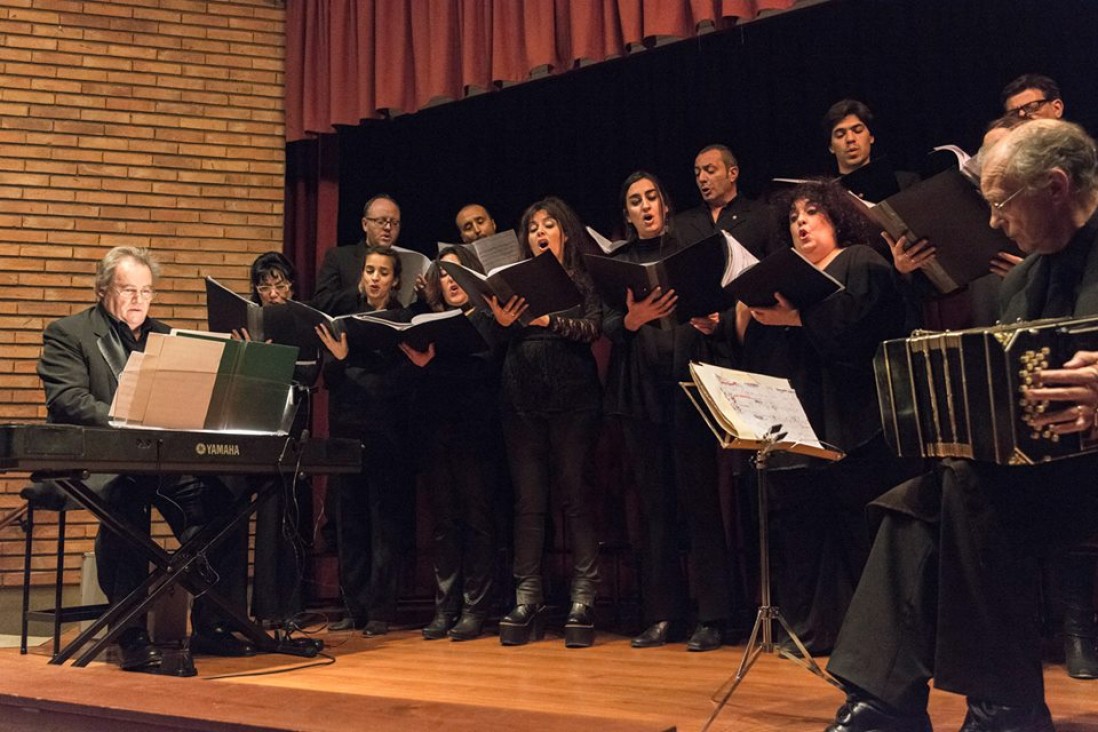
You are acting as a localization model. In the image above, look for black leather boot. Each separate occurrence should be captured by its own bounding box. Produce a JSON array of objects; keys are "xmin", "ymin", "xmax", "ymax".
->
[
  {"xmin": 448, "ymin": 612, "xmax": 486, "ymax": 642},
  {"xmin": 563, "ymin": 603, "xmax": 594, "ymax": 648},
  {"xmin": 422, "ymin": 611, "xmax": 458, "ymax": 640},
  {"xmin": 498, "ymin": 604, "xmax": 546, "ymax": 646}
]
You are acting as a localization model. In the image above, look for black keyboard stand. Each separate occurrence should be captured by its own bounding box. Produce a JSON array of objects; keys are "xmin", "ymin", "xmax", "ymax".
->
[{"xmin": 41, "ymin": 464, "xmax": 315, "ymax": 670}]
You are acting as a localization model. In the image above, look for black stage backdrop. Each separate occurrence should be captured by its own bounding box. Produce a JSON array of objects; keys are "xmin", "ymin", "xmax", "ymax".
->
[{"xmin": 330, "ymin": 0, "xmax": 1098, "ymax": 257}]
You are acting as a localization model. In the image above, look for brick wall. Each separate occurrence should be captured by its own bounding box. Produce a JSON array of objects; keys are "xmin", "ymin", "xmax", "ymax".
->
[{"xmin": 0, "ymin": 0, "xmax": 286, "ymax": 590}]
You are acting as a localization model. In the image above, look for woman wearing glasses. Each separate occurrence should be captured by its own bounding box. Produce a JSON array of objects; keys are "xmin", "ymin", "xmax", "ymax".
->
[{"xmin": 239, "ymin": 251, "xmax": 320, "ymax": 628}]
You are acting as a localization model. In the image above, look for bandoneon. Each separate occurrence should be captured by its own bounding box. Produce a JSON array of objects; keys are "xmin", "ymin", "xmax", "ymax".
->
[{"xmin": 874, "ymin": 316, "xmax": 1098, "ymax": 465}]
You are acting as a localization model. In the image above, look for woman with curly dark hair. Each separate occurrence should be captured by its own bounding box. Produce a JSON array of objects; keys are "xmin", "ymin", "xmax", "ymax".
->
[
  {"xmin": 736, "ymin": 179, "xmax": 922, "ymax": 654},
  {"xmin": 489, "ymin": 196, "xmax": 603, "ymax": 648}
]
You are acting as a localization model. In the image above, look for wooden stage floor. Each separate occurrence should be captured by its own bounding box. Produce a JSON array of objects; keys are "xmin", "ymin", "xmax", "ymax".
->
[{"xmin": 2, "ymin": 626, "xmax": 1096, "ymax": 731}]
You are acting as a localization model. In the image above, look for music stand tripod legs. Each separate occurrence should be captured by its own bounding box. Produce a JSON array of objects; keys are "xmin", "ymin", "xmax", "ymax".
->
[{"xmin": 702, "ymin": 425, "xmax": 841, "ymax": 732}]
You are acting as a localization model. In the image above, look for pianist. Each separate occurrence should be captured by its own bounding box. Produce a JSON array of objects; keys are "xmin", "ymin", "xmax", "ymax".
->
[
  {"xmin": 824, "ymin": 119, "xmax": 1098, "ymax": 731},
  {"xmin": 37, "ymin": 246, "xmax": 253, "ymax": 673}
]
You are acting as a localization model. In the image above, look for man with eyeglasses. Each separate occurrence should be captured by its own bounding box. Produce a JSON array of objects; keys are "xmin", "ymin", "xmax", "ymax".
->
[
  {"xmin": 824, "ymin": 119, "xmax": 1098, "ymax": 732},
  {"xmin": 313, "ymin": 193, "xmax": 403, "ymax": 316},
  {"xmin": 1002, "ymin": 73, "xmax": 1065, "ymax": 121},
  {"xmin": 36, "ymin": 246, "xmax": 253, "ymax": 672}
]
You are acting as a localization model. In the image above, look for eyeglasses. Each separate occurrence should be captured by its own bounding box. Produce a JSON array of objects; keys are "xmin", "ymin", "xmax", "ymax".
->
[
  {"xmin": 987, "ymin": 185, "xmax": 1029, "ymax": 214},
  {"xmin": 111, "ymin": 286, "xmax": 156, "ymax": 301},
  {"xmin": 256, "ymin": 283, "xmax": 291, "ymax": 295},
  {"xmin": 364, "ymin": 217, "xmax": 401, "ymax": 229},
  {"xmin": 1007, "ymin": 98, "xmax": 1051, "ymax": 118}
]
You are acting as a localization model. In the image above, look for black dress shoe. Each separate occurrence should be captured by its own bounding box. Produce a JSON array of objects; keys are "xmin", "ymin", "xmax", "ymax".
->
[
  {"xmin": 959, "ymin": 698, "xmax": 1054, "ymax": 732},
  {"xmin": 190, "ymin": 627, "xmax": 256, "ymax": 657},
  {"xmin": 422, "ymin": 611, "xmax": 458, "ymax": 640},
  {"xmin": 563, "ymin": 603, "xmax": 595, "ymax": 648},
  {"xmin": 363, "ymin": 620, "xmax": 389, "ymax": 637},
  {"xmin": 825, "ymin": 695, "xmax": 932, "ymax": 732},
  {"xmin": 329, "ymin": 616, "xmax": 365, "ymax": 632},
  {"xmin": 686, "ymin": 623, "xmax": 722, "ymax": 652},
  {"xmin": 118, "ymin": 629, "xmax": 162, "ymax": 673},
  {"xmin": 499, "ymin": 604, "xmax": 546, "ymax": 646},
  {"xmin": 448, "ymin": 612, "xmax": 486, "ymax": 642},
  {"xmin": 631, "ymin": 620, "xmax": 684, "ymax": 648},
  {"xmin": 1065, "ymin": 634, "xmax": 1098, "ymax": 679}
]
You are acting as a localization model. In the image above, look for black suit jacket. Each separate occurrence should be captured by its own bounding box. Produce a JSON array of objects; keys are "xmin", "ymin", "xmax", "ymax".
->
[
  {"xmin": 37, "ymin": 305, "xmax": 170, "ymax": 426},
  {"xmin": 673, "ymin": 194, "xmax": 781, "ymax": 260},
  {"xmin": 313, "ymin": 239, "xmax": 367, "ymax": 316},
  {"xmin": 998, "ymin": 212, "xmax": 1098, "ymax": 322}
]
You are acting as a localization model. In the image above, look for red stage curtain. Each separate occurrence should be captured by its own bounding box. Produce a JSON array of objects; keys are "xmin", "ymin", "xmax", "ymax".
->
[{"xmin": 285, "ymin": 0, "xmax": 800, "ymax": 143}]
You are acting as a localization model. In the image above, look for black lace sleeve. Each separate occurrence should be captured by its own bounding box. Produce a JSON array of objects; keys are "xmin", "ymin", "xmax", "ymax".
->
[{"xmin": 548, "ymin": 273, "xmax": 602, "ymax": 343}]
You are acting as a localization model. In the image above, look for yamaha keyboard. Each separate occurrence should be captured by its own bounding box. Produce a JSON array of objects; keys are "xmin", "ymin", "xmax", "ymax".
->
[{"xmin": 0, "ymin": 423, "xmax": 361, "ymax": 476}]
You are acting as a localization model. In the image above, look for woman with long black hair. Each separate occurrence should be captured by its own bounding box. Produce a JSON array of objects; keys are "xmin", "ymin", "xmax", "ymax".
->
[{"xmin": 490, "ymin": 197, "xmax": 603, "ymax": 648}]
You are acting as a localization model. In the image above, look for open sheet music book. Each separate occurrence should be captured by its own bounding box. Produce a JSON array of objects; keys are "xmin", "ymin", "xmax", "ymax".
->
[
  {"xmin": 391, "ymin": 246, "xmax": 432, "ymax": 306},
  {"xmin": 583, "ymin": 231, "xmax": 755, "ymax": 326},
  {"xmin": 684, "ymin": 362, "xmax": 844, "ymax": 460},
  {"xmin": 437, "ymin": 229, "xmax": 524, "ymax": 273},
  {"xmin": 850, "ymin": 151, "xmax": 1021, "ymax": 293},
  {"xmin": 440, "ymin": 254, "xmax": 582, "ymax": 325}
]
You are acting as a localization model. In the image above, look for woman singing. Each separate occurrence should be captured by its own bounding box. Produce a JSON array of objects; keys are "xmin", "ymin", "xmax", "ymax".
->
[
  {"xmin": 490, "ymin": 197, "xmax": 602, "ymax": 648},
  {"xmin": 602, "ymin": 172, "xmax": 740, "ymax": 652},
  {"xmin": 317, "ymin": 246, "xmax": 418, "ymax": 637},
  {"xmin": 738, "ymin": 180, "xmax": 921, "ymax": 653},
  {"xmin": 413, "ymin": 246, "xmax": 504, "ymax": 641}
]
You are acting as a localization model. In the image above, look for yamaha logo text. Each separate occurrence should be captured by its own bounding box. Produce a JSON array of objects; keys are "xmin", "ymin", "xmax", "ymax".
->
[{"xmin": 194, "ymin": 442, "xmax": 241, "ymax": 457}]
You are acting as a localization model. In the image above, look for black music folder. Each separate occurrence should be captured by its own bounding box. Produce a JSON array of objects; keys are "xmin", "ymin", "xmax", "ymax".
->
[
  {"xmin": 583, "ymin": 232, "xmax": 748, "ymax": 324},
  {"xmin": 205, "ymin": 276, "xmax": 263, "ymax": 338},
  {"xmin": 727, "ymin": 246, "xmax": 844, "ymax": 310},
  {"xmin": 339, "ymin": 308, "xmax": 488, "ymax": 355},
  {"xmin": 440, "ymin": 254, "xmax": 582, "ymax": 324},
  {"xmin": 206, "ymin": 277, "xmax": 332, "ymax": 353},
  {"xmin": 863, "ymin": 168, "xmax": 1022, "ymax": 293},
  {"xmin": 437, "ymin": 229, "xmax": 524, "ymax": 273}
]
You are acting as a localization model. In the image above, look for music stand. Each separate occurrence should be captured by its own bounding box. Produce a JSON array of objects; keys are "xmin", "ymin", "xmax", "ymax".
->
[{"xmin": 680, "ymin": 374, "xmax": 843, "ymax": 732}]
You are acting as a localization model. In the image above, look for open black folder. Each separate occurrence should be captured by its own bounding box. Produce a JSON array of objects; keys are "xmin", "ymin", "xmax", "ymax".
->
[
  {"xmin": 860, "ymin": 168, "xmax": 1022, "ymax": 293},
  {"xmin": 440, "ymin": 254, "xmax": 582, "ymax": 325},
  {"xmin": 727, "ymin": 247, "xmax": 844, "ymax": 310},
  {"xmin": 338, "ymin": 308, "xmax": 488, "ymax": 355},
  {"xmin": 583, "ymin": 232, "xmax": 752, "ymax": 324},
  {"xmin": 205, "ymin": 277, "xmax": 486, "ymax": 356}
]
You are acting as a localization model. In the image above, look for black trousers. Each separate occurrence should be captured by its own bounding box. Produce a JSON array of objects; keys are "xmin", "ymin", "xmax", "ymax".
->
[
  {"xmin": 95, "ymin": 474, "xmax": 249, "ymax": 635},
  {"xmin": 767, "ymin": 436, "xmax": 923, "ymax": 653},
  {"xmin": 503, "ymin": 408, "xmax": 600, "ymax": 606},
  {"xmin": 619, "ymin": 390, "xmax": 735, "ymax": 625},
  {"xmin": 250, "ymin": 474, "xmax": 311, "ymax": 622},
  {"xmin": 424, "ymin": 419, "xmax": 496, "ymax": 615},
  {"xmin": 334, "ymin": 428, "xmax": 414, "ymax": 623},
  {"xmin": 827, "ymin": 457, "xmax": 1098, "ymax": 713}
]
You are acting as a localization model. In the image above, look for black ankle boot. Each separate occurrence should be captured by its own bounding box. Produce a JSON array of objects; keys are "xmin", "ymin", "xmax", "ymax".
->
[
  {"xmin": 1065, "ymin": 633, "xmax": 1098, "ymax": 679},
  {"xmin": 422, "ymin": 611, "xmax": 458, "ymax": 640},
  {"xmin": 499, "ymin": 604, "xmax": 546, "ymax": 646},
  {"xmin": 449, "ymin": 612, "xmax": 486, "ymax": 642},
  {"xmin": 564, "ymin": 602, "xmax": 594, "ymax": 648}
]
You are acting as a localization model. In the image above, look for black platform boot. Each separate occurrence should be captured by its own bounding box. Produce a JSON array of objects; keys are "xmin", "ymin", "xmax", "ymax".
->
[
  {"xmin": 563, "ymin": 603, "xmax": 594, "ymax": 648},
  {"xmin": 498, "ymin": 604, "xmax": 546, "ymax": 646}
]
